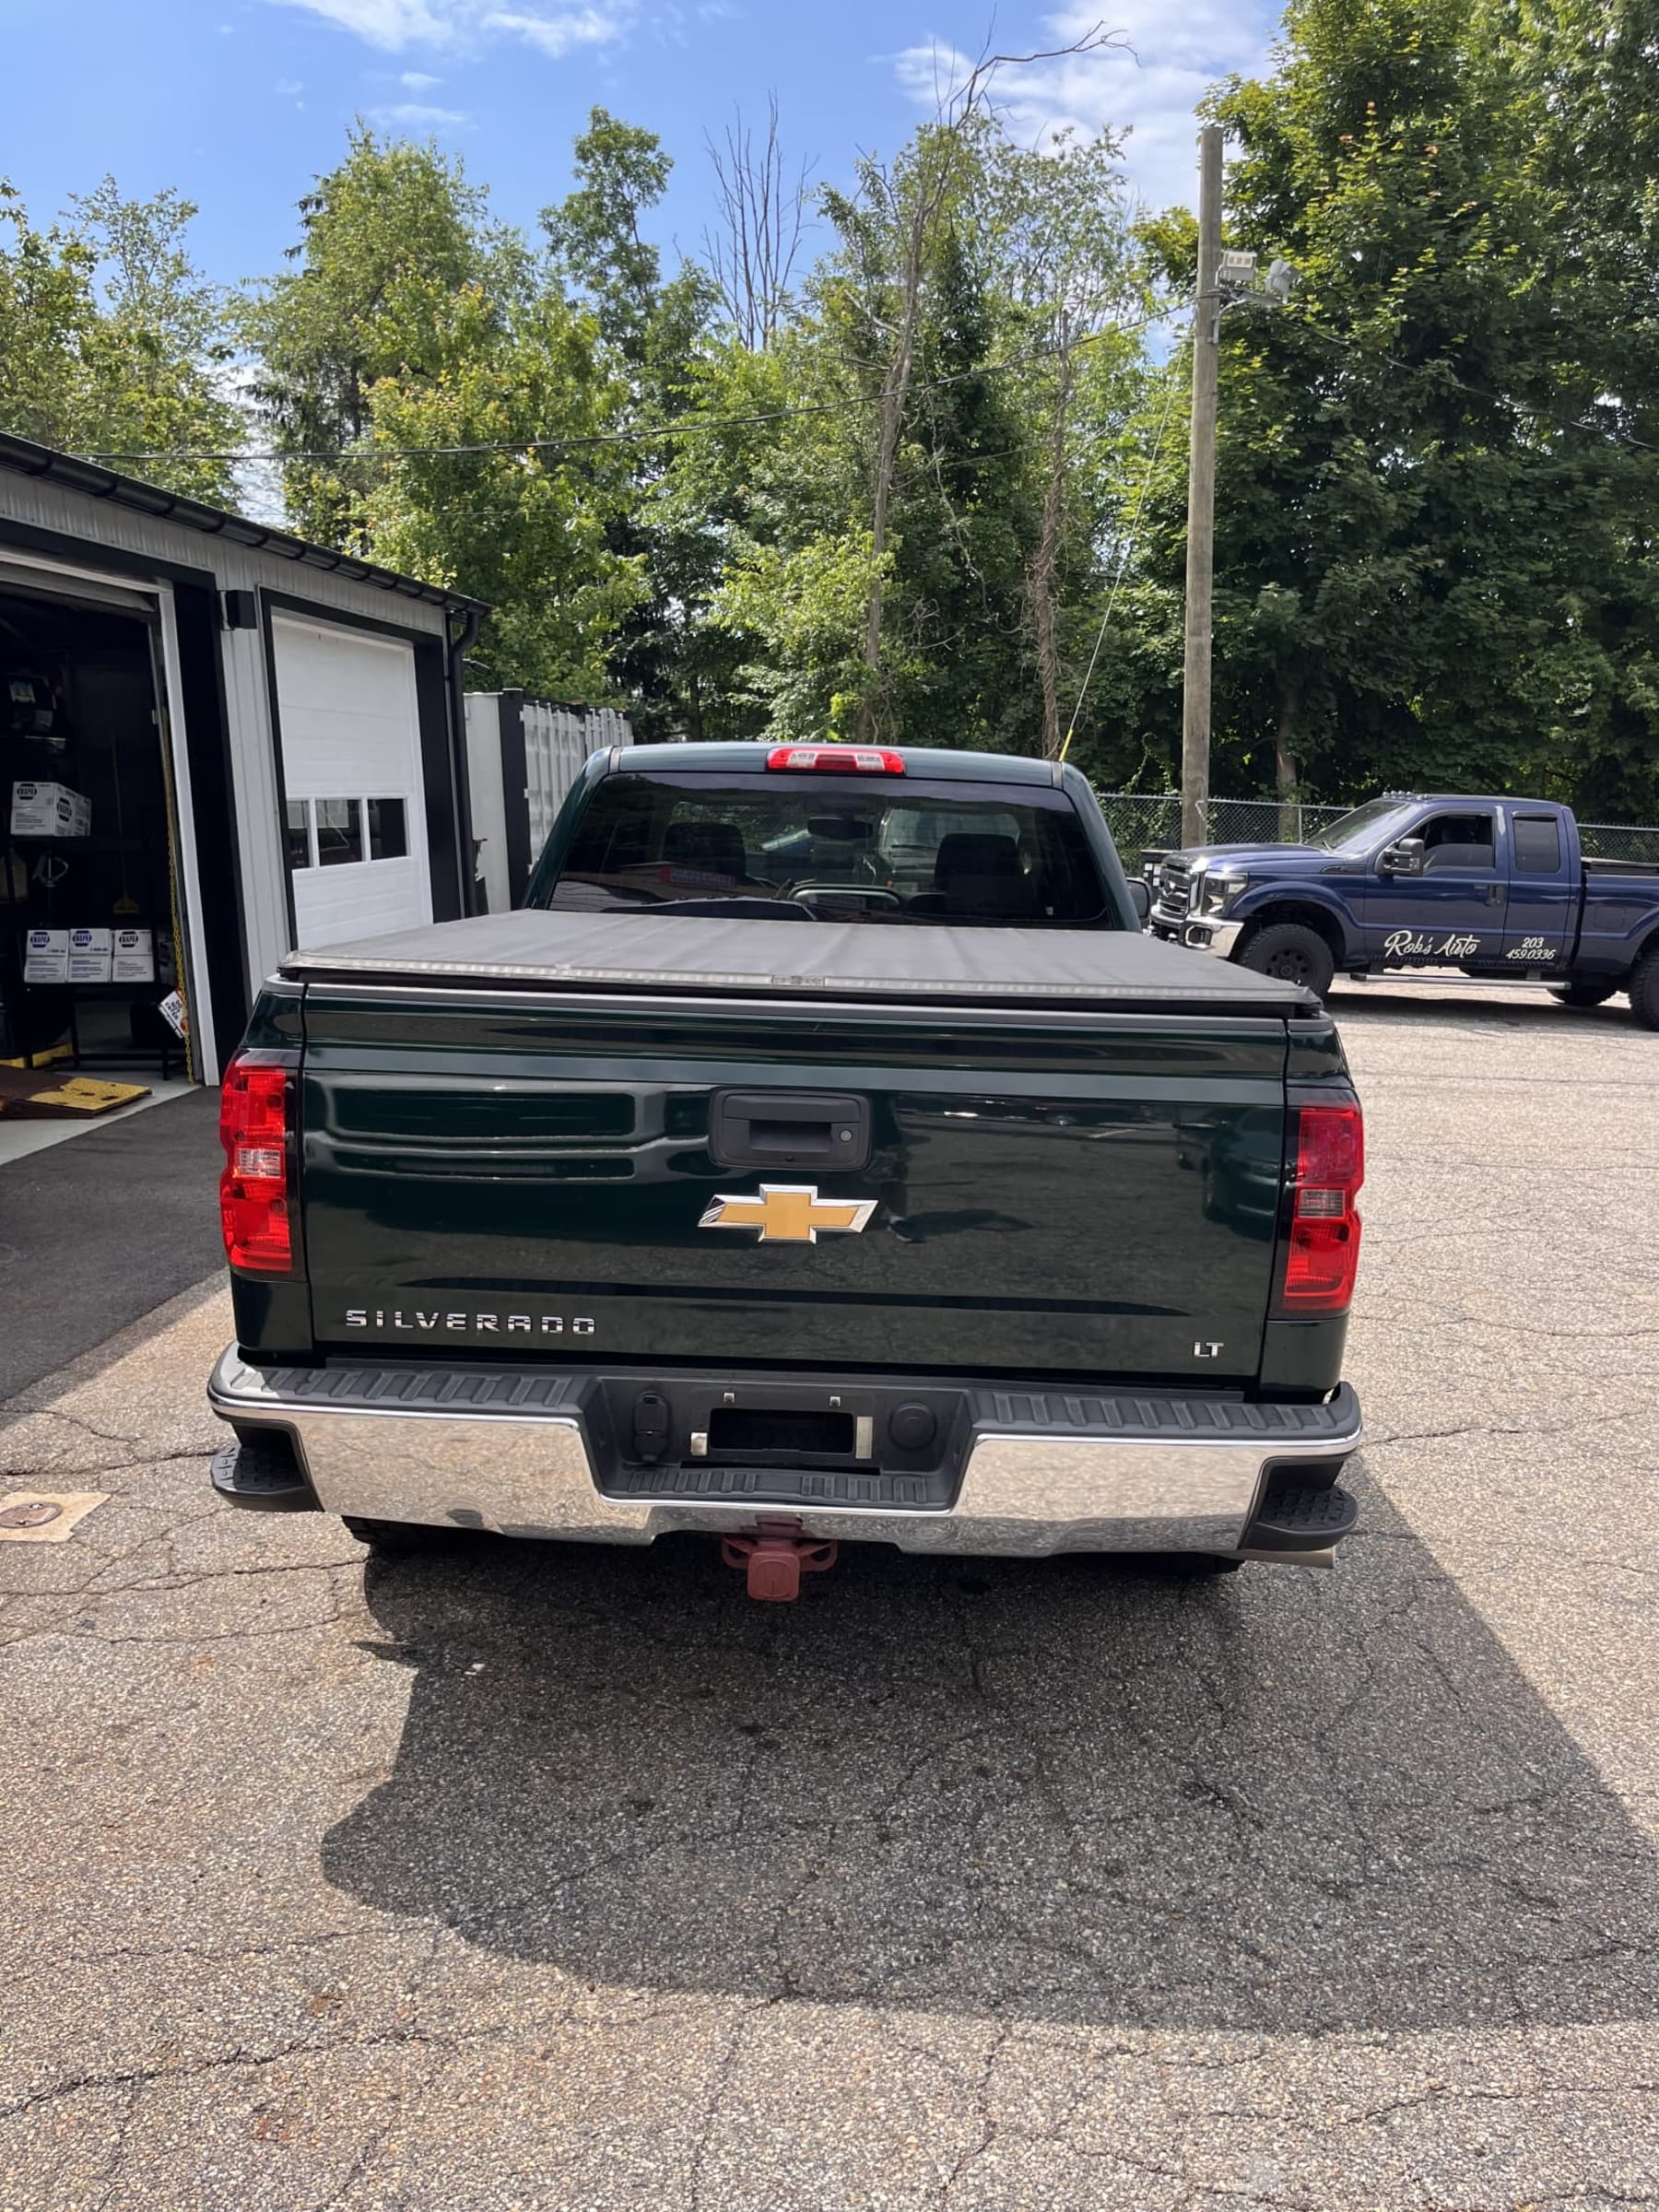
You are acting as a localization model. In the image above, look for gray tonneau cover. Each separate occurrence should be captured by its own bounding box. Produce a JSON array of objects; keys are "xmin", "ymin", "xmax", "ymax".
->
[{"xmin": 281, "ymin": 910, "xmax": 1312, "ymax": 1016}]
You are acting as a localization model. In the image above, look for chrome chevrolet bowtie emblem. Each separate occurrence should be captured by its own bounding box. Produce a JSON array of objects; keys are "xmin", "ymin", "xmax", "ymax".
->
[{"xmin": 699, "ymin": 1183, "xmax": 877, "ymax": 1244}]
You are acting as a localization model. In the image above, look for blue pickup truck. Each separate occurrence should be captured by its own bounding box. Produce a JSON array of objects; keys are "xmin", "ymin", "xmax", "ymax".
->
[{"xmin": 1149, "ymin": 794, "xmax": 1659, "ymax": 1024}]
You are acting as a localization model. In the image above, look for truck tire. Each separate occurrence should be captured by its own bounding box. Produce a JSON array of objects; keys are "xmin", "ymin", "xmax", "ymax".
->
[
  {"xmin": 1238, "ymin": 922, "xmax": 1335, "ymax": 999},
  {"xmin": 1550, "ymin": 980, "xmax": 1618, "ymax": 1008},
  {"xmin": 1629, "ymin": 947, "xmax": 1659, "ymax": 1030}
]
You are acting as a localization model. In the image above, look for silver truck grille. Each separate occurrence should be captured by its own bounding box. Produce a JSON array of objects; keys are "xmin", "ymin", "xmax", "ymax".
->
[{"xmin": 1157, "ymin": 865, "xmax": 1193, "ymax": 917}]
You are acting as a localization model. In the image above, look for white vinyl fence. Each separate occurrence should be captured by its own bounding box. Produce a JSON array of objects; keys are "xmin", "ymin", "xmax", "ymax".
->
[
  {"xmin": 523, "ymin": 700, "xmax": 632, "ymax": 860},
  {"xmin": 465, "ymin": 692, "xmax": 632, "ymax": 911}
]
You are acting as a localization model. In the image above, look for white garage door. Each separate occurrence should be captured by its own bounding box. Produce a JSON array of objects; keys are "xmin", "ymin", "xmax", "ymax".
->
[{"xmin": 273, "ymin": 613, "xmax": 433, "ymax": 947}]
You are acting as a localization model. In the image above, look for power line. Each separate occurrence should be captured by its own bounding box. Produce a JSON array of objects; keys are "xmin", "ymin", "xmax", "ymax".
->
[
  {"xmin": 1058, "ymin": 342, "xmax": 1184, "ymax": 765},
  {"xmin": 1257, "ymin": 302, "xmax": 1659, "ymax": 456},
  {"xmin": 70, "ymin": 312, "xmax": 1159, "ymax": 470}
]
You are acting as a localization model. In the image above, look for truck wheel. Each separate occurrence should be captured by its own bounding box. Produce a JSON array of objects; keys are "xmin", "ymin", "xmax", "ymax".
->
[
  {"xmin": 1629, "ymin": 947, "xmax": 1659, "ymax": 1030},
  {"xmin": 1550, "ymin": 980, "xmax": 1617, "ymax": 1008},
  {"xmin": 343, "ymin": 1515, "xmax": 457, "ymax": 1556},
  {"xmin": 1239, "ymin": 922, "xmax": 1335, "ymax": 999}
]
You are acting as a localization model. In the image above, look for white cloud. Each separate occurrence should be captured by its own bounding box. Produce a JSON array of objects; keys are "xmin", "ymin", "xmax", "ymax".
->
[
  {"xmin": 274, "ymin": 76, "xmax": 306, "ymax": 94},
  {"xmin": 894, "ymin": 2, "xmax": 1280, "ymax": 214},
  {"xmin": 266, "ymin": 0, "xmax": 636, "ymax": 58},
  {"xmin": 481, "ymin": 6, "xmax": 632, "ymax": 57},
  {"xmin": 268, "ymin": 0, "xmax": 451, "ymax": 42},
  {"xmin": 371, "ymin": 100, "xmax": 473, "ymax": 125},
  {"xmin": 400, "ymin": 67, "xmax": 443, "ymax": 85}
]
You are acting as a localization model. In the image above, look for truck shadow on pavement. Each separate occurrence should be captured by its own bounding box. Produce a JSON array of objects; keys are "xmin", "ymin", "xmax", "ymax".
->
[
  {"xmin": 322, "ymin": 1479, "xmax": 1659, "ymax": 2034},
  {"xmin": 1327, "ymin": 985, "xmax": 1636, "ymax": 1035}
]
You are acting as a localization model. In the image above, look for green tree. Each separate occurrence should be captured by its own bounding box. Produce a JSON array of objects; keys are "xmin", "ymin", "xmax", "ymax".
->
[
  {"xmin": 981, "ymin": 127, "xmax": 1145, "ymax": 757},
  {"xmin": 0, "ymin": 179, "xmax": 241, "ymax": 501},
  {"xmin": 1161, "ymin": 0, "xmax": 1659, "ymax": 815},
  {"xmin": 243, "ymin": 127, "xmax": 514, "ymax": 545},
  {"xmin": 541, "ymin": 108, "xmax": 719, "ymax": 736},
  {"xmin": 360, "ymin": 280, "xmax": 644, "ymax": 698}
]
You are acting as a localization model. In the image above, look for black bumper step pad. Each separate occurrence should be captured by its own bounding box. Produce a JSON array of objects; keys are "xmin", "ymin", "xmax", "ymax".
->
[
  {"xmin": 1244, "ymin": 1478, "xmax": 1359, "ymax": 1550},
  {"xmin": 210, "ymin": 1433, "xmax": 318, "ymax": 1512},
  {"xmin": 606, "ymin": 1464, "xmax": 935, "ymax": 1510}
]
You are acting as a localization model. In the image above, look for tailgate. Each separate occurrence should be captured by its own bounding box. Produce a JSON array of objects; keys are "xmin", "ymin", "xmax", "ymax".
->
[{"xmin": 297, "ymin": 986, "xmax": 1288, "ymax": 1382}]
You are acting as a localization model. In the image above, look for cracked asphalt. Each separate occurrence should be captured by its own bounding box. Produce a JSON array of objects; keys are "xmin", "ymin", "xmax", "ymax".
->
[{"xmin": 1, "ymin": 978, "xmax": 1655, "ymax": 2210}]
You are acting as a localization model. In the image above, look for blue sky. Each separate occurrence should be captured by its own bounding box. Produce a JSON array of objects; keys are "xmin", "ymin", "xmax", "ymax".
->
[{"xmin": 1, "ymin": 0, "xmax": 1282, "ymax": 292}]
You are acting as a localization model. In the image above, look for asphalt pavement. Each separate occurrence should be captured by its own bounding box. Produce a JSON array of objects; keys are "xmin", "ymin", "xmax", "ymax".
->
[{"xmin": 0, "ymin": 980, "xmax": 1654, "ymax": 2210}]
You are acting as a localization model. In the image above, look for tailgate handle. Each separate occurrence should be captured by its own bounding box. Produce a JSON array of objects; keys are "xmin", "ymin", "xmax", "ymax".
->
[{"xmin": 711, "ymin": 1089, "xmax": 872, "ymax": 1172}]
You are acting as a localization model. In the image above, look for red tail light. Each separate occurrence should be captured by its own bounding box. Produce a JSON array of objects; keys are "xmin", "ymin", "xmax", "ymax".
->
[
  {"xmin": 219, "ymin": 1057, "xmax": 294, "ymax": 1274},
  {"xmin": 766, "ymin": 745, "xmax": 905, "ymax": 774},
  {"xmin": 1278, "ymin": 1101, "xmax": 1363, "ymax": 1312}
]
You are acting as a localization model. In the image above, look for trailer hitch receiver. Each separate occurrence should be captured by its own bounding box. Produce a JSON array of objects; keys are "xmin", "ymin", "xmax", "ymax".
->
[{"xmin": 721, "ymin": 1519, "xmax": 839, "ymax": 1602}]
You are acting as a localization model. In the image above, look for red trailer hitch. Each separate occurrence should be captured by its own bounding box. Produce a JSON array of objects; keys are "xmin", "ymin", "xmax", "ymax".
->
[{"xmin": 721, "ymin": 1519, "xmax": 840, "ymax": 1602}]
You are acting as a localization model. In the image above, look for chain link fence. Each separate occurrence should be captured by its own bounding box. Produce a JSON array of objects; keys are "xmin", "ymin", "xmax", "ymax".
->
[
  {"xmin": 1095, "ymin": 792, "xmax": 1659, "ymax": 874},
  {"xmin": 1579, "ymin": 821, "xmax": 1659, "ymax": 866},
  {"xmin": 1095, "ymin": 793, "xmax": 1353, "ymax": 873}
]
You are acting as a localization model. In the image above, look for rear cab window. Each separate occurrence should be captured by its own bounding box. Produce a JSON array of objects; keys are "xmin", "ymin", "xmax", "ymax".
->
[{"xmin": 531, "ymin": 771, "xmax": 1115, "ymax": 926}]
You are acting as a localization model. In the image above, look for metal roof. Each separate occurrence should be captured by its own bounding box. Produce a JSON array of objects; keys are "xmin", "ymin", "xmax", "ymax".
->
[{"xmin": 0, "ymin": 430, "xmax": 490, "ymax": 617}]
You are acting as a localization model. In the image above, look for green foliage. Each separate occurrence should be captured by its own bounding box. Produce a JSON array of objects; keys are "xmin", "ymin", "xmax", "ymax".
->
[
  {"xmin": 241, "ymin": 126, "xmax": 510, "ymax": 545},
  {"xmin": 712, "ymin": 526, "xmax": 888, "ymax": 739},
  {"xmin": 538, "ymin": 110, "xmax": 722, "ymax": 737},
  {"xmin": 0, "ymin": 178, "xmax": 241, "ymax": 502},
  {"xmin": 14, "ymin": 27, "xmax": 1659, "ymax": 818},
  {"xmin": 359, "ymin": 283, "xmax": 644, "ymax": 699},
  {"xmin": 1170, "ymin": 0, "xmax": 1659, "ymax": 813}
]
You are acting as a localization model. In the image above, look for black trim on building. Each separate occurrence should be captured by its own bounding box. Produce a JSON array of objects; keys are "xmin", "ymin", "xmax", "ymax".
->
[
  {"xmin": 449, "ymin": 608, "xmax": 484, "ymax": 917},
  {"xmin": 0, "ymin": 431, "xmax": 488, "ymax": 618},
  {"xmin": 172, "ymin": 578, "xmax": 253, "ymax": 1069},
  {"xmin": 497, "ymin": 688, "xmax": 534, "ymax": 906},
  {"xmin": 0, "ymin": 517, "xmax": 250, "ymax": 1072},
  {"xmin": 255, "ymin": 593, "xmax": 302, "ymax": 953}
]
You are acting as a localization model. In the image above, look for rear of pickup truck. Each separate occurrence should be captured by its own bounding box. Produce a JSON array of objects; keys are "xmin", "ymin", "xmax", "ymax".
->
[{"xmin": 208, "ymin": 909, "xmax": 1364, "ymax": 1586}]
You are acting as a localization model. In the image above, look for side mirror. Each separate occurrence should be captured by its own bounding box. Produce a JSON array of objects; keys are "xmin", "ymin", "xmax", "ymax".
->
[
  {"xmin": 1127, "ymin": 878, "xmax": 1150, "ymax": 924},
  {"xmin": 1379, "ymin": 837, "xmax": 1426, "ymax": 877}
]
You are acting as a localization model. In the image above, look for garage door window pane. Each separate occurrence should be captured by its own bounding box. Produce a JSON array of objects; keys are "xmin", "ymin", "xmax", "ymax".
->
[
  {"xmin": 367, "ymin": 796, "xmax": 407, "ymax": 861},
  {"xmin": 286, "ymin": 799, "xmax": 312, "ymax": 869},
  {"xmin": 316, "ymin": 798, "xmax": 363, "ymax": 866}
]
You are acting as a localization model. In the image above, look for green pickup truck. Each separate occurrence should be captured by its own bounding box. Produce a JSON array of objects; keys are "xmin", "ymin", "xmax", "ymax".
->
[{"xmin": 208, "ymin": 743, "xmax": 1365, "ymax": 1597}]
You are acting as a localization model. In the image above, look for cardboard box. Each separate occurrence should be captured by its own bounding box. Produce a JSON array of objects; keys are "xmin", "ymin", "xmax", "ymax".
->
[
  {"xmin": 22, "ymin": 927, "xmax": 68, "ymax": 983},
  {"xmin": 111, "ymin": 926, "xmax": 155, "ymax": 982},
  {"xmin": 9, "ymin": 780, "xmax": 90, "ymax": 838},
  {"xmin": 68, "ymin": 926, "xmax": 112, "ymax": 983}
]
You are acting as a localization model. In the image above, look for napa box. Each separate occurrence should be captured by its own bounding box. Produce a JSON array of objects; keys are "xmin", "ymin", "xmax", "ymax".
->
[
  {"xmin": 10, "ymin": 780, "xmax": 90, "ymax": 837},
  {"xmin": 68, "ymin": 926, "xmax": 112, "ymax": 982},
  {"xmin": 22, "ymin": 927, "xmax": 68, "ymax": 982},
  {"xmin": 111, "ymin": 925, "xmax": 155, "ymax": 982}
]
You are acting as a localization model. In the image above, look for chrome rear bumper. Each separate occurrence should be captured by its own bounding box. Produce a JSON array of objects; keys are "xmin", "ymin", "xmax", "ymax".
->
[{"xmin": 209, "ymin": 1349, "xmax": 1361, "ymax": 1564}]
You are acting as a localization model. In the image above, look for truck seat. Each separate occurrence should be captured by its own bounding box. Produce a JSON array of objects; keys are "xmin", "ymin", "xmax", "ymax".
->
[
  {"xmin": 1421, "ymin": 842, "xmax": 1494, "ymax": 873},
  {"xmin": 663, "ymin": 821, "xmax": 748, "ymax": 882},
  {"xmin": 911, "ymin": 832, "xmax": 1037, "ymax": 917}
]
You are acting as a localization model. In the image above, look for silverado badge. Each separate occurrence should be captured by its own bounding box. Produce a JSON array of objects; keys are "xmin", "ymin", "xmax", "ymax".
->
[{"xmin": 699, "ymin": 1183, "xmax": 877, "ymax": 1245}]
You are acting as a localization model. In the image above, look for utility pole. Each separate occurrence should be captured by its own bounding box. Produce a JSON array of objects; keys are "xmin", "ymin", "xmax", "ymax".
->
[{"xmin": 1181, "ymin": 123, "xmax": 1223, "ymax": 850}]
